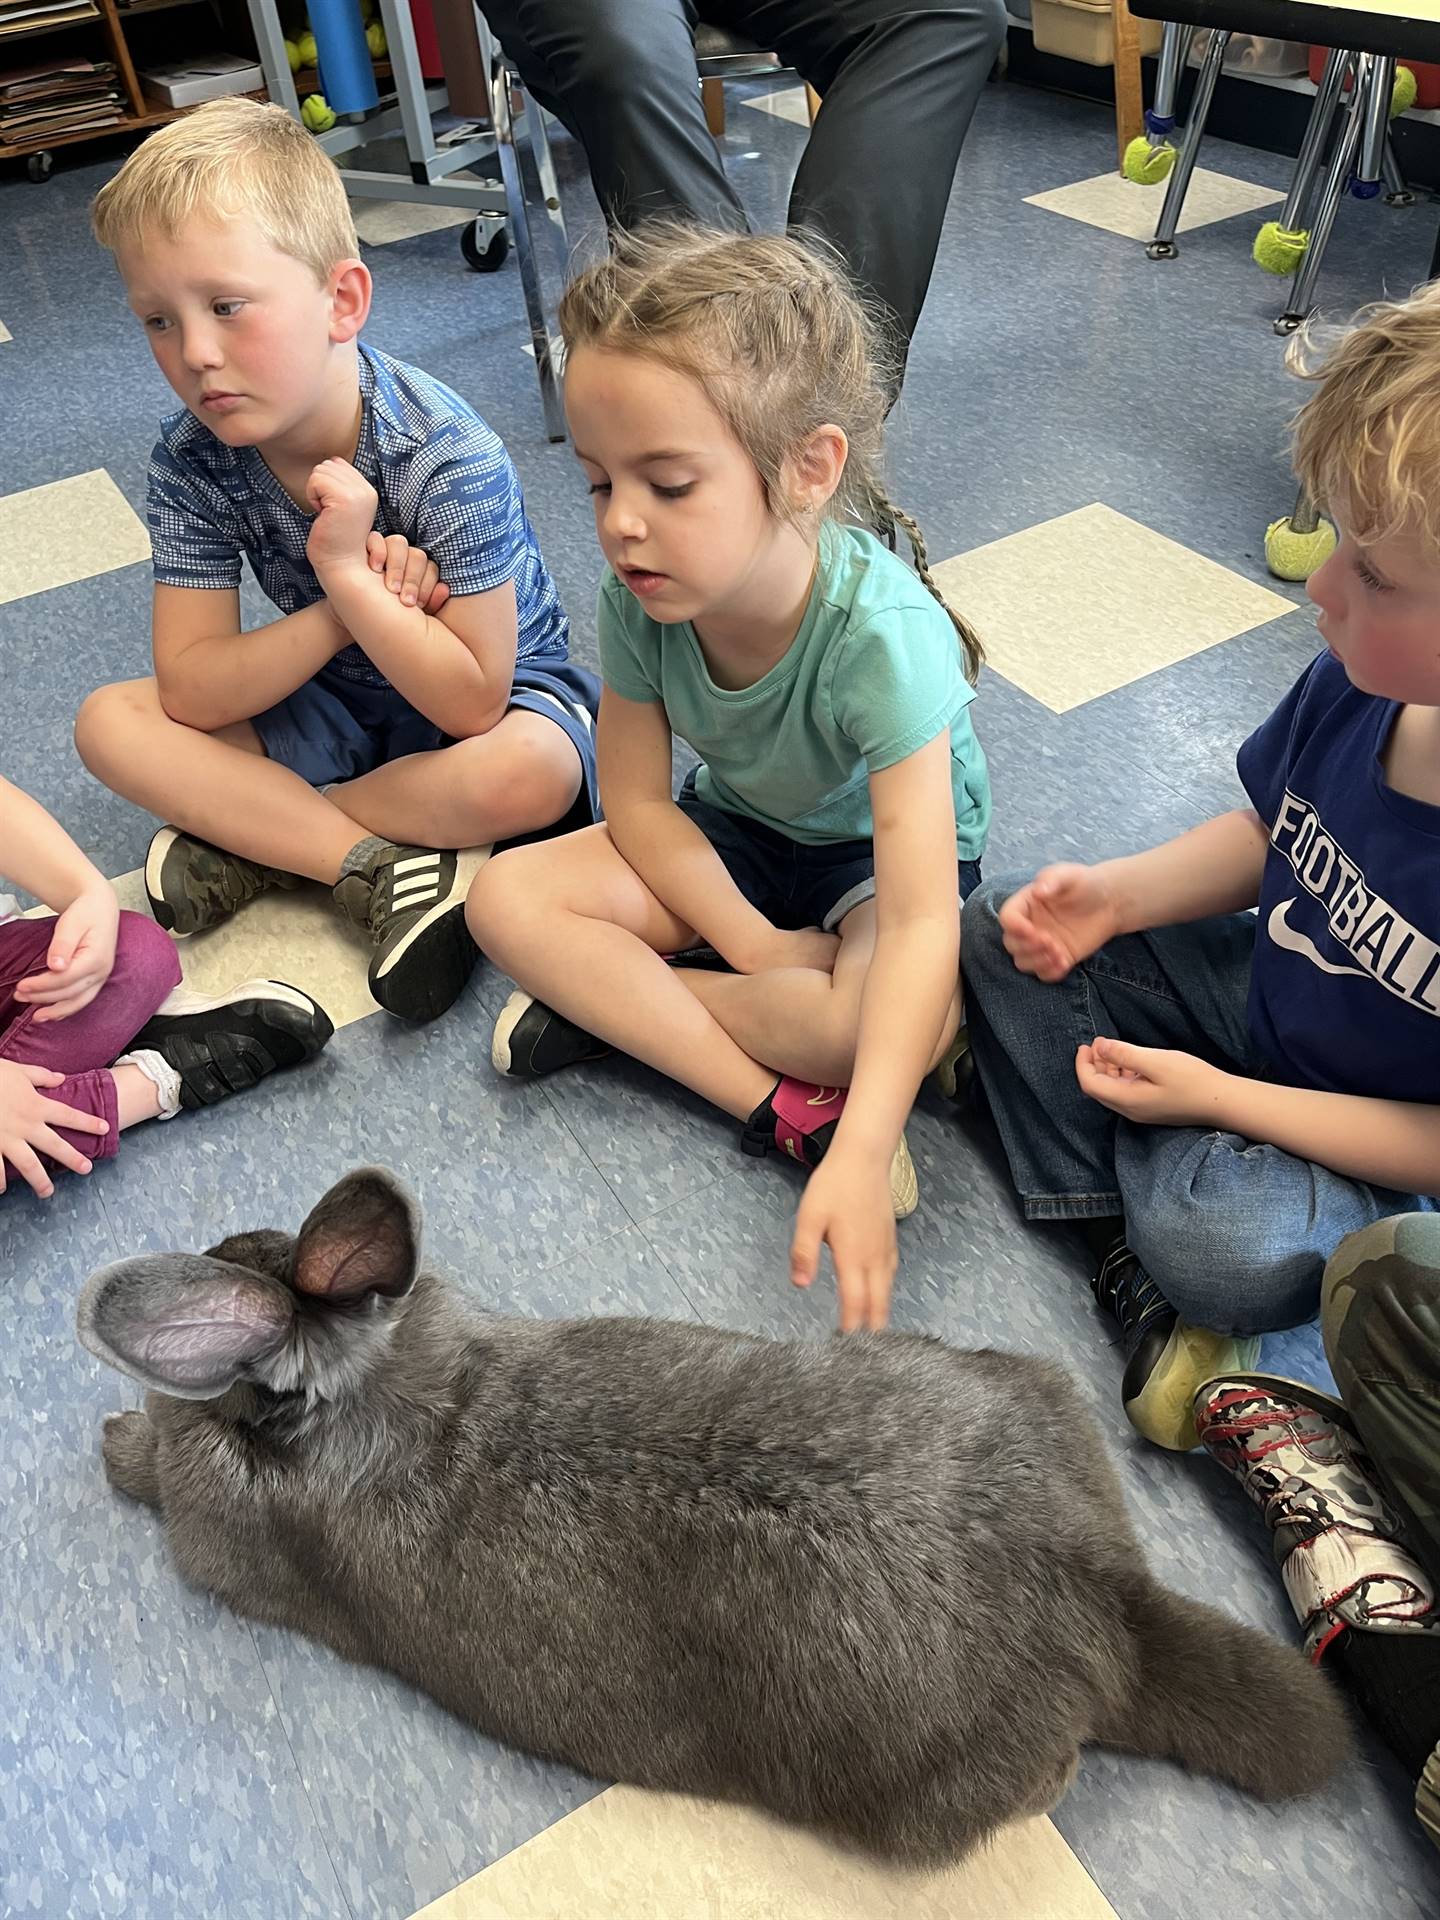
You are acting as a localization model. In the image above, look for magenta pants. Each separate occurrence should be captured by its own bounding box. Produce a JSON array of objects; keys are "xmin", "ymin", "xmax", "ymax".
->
[{"xmin": 1, "ymin": 910, "xmax": 181, "ymax": 1181}]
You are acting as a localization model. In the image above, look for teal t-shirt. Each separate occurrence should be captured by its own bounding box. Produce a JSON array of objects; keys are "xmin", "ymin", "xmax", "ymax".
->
[{"xmin": 597, "ymin": 522, "xmax": 990, "ymax": 858}]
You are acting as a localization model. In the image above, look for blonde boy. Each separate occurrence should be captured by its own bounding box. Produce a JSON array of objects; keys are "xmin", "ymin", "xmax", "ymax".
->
[
  {"xmin": 961, "ymin": 281, "xmax": 1440, "ymax": 1450},
  {"xmin": 79, "ymin": 99, "xmax": 599, "ymax": 1024}
]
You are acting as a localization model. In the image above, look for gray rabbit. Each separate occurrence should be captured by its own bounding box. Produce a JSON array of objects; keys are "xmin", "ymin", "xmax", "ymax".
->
[{"xmin": 78, "ymin": 1166, "xmax": 1347, "ymax": 1867}]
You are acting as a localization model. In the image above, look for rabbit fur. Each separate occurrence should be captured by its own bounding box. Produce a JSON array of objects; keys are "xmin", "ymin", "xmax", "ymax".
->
[{"xmin": 77, "ymin": 1167, "xmax": 1348, "ymax": 1868}]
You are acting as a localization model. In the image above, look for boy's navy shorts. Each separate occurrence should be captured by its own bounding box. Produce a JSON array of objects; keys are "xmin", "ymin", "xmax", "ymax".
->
[{"xmin": 252, "ymin": 655, "xmax": 601, "ymax": 821}]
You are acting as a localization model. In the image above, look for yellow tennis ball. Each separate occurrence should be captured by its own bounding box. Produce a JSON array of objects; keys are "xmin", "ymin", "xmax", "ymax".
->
[
  {"xmin": 301, "ymin": 92, "xmax": 336, "ymax": 133},
  {"xmin": 1122, "ymin": 135, "xmax": 1176, "ymax": 185},
  {"xmin": 1253, "ymin": 221, "xmax": 1309, "ymax": 275},
  {"xmin": 366, "ymin": 20, "xmax": 386, "ymax": 56},
  {"xmin": 1392, "ymin": 65, "xmax": 1418, "ymax": 117},
  {"xmin": 296, "ymin": 30, "xmax": 318, "ymax": 65},
  {"xmin": 284, "ymin": 36, "xmax": 302, "ymax": 71},
  {"xmin": 1265, "ymin": 516, "xmax": 1337, "ymax": 582}
]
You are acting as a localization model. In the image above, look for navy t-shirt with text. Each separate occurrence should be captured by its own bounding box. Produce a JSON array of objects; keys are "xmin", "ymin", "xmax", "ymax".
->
[{"xmin": 1237, "ymin": 649, "xmax": 1440, "ymax": 1108}]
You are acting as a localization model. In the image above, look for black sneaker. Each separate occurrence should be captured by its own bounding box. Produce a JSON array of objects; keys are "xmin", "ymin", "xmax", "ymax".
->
[
  {"xmin": 333, "ymin": 843, "xmax": 478, "ymax": 1023},
  {"xmin": 1092, "ymin": 1239, "xmax": 1260, "ymax": 1451},
  {"xmin": 133, "ymin": 980, "xmax": 333, "ymax": 1109},
  {"xmin": 491, "ymin": 989, "xmax": 610, "ymax": 1078},
  {"xmin": 145, "ymin": 826, "xmax": 301, "ymax": 937}
]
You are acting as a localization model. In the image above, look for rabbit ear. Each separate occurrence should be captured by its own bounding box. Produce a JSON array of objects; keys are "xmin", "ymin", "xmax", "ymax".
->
[
  {"xmin": 291, "ymin": 1166, "xmax": 421, "ymax": 1302},
  {"xmin": 77, "ymin": 1254, "xmax": 296, "ymax": 1399}
]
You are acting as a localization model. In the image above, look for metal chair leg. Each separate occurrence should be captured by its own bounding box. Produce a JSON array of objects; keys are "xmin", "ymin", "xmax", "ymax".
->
[
  {"xmin": 518, "ymin": 87, "xmax": 571, "ymax": 286},
  {"xmin": 1148, "ymin": 29, "xmax": 1231, "ymax": 259},
  {"xmin": 1277, "ymin": 54, "xmax": 1369, "ymax": 333},
  {"xmin": 1276, "ymin": 48, "xmax": 1352, "ymax": 236},
  {"xmin": 480, "ymin": 28, "xmax": 566, "ymax": 441}
]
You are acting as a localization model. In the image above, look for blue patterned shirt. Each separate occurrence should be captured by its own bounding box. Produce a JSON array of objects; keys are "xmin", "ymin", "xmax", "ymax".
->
[{"xmin": 146, "ymin": 342, "xmax": 569, "ymax": 686}]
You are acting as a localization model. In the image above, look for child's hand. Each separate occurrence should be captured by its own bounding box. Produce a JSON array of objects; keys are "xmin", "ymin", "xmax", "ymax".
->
[
  {"xmin": 306, "ymin": 458, "xmax": 380, "ymax": 580},
  {"xmin": 999, "ymin": 864, "xmax": 1121, "ymax": 981},
  {"xmin": 743, "ymin": 927, "xmax": 841, "ymax": 976},
  {"xmin": 365, "ymin": 532, "xmax": 451, "ymax": 613},
  {"xmin": 0, "ymin": 1059, "xmax": 109, "ymax": 1197},
  {"xmin": 15, "ymin": 880, "xmax": 120, "ymax": 1022},
  {"xmin": 790, "ymin": 1149, "xmax": 897, "ymax": 1332},
  {"xmin": 1075, "ymin": 1037, "xmax": 1230, "ymax": 1129}
]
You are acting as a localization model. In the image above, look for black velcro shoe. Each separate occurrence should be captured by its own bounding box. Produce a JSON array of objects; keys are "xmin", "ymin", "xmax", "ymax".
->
[{"xmin": 133, "ymin": 980, "xmax": 333, "ymax": 1108}]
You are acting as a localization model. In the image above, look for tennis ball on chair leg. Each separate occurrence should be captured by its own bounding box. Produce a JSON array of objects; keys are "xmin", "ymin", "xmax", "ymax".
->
[
  {"xmin": 1265, "ymin": 515, "xmax": 1337, "ymax": 582},
  {"xmin": 1254, "ymin": 221, "xmax": 1309, "ymax": 274},
  {"xmin": 296, "ymin": 29, "xmax": 318, "ymax": 65},
  {"xmin": 1123, "ymin": 135, "xmax": 1176, "ymax": 185},
  {"xmin": 301, "ymin": 92, "xmax": 336, "ymax": 133},
  {"xmin": 1392, "ymin": 65, "xmax": 1418, "ymax": 117}
]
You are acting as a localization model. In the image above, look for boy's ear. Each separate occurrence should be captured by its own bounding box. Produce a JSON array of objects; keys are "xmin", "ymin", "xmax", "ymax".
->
[
  {"xmin": 328, "ymin": 256, "xmax": 372, "ymax": 345},
  {"xmin": 787, "ymin": 424, "xmax": 848, "ymax": 516}
]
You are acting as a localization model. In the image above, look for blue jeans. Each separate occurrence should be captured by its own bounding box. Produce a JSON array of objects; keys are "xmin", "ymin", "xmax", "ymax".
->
[{"xmin": 960, "ymin": 878, "xmax": 1435, "ymax": 1338}]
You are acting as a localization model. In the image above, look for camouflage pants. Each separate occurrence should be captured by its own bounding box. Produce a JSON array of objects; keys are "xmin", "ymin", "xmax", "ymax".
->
[{"xmin": 1325, "ymin": 1214, "xmax": 1440, "ymax": 1591}]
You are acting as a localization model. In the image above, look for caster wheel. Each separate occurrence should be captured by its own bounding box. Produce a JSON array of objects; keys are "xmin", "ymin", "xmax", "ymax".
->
[
  {"xmin": 461, "ymin": 221, "xmax": 509, "ymax": 272},
  {"xmin": 1145, "ymin": 239, "xmax": 1178, "ymax": 261},
  {"xmin": 1274, "ymin": 312, "xmax": 1304, "ymax": 336},
  {"xmin": 26, "ymin": 149, "xmax": 53, "ymax": 182},
  {"xmin": 1385, "ymin": 189, "xmax": 1417, "ymax": 208}
]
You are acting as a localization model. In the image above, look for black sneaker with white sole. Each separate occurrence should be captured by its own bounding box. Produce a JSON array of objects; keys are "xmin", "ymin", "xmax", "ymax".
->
[
  {"xmin": 132, "ymin": 980, "xmax": 334, "ymax": 1109},
  {"xmin": 492, "ymin": 989, "xmax": 610, "ymax": 1078},
  {"xmin": 332, "ymin": 843, "xmax": 478, "ymax": 1023},
  {"xmin": 145, "ymin": 825, "xmax": 302, "ymax": 937}
]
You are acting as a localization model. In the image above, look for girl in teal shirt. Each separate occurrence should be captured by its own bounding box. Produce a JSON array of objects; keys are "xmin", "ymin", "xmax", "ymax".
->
[{"xmin": 467, "ymin": 226, "xmax": 990, "ymax": 1332}]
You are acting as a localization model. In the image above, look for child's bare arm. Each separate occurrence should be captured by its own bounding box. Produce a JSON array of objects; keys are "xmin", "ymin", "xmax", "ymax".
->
[
  {"xmin": 305, "ymin": 458, "xmax": 513, "ymax": 737},
  {"xmin": 153, "ymin": 584, "xmax": 346, "ymax": 731},
  {"xmin": 600, "ymin": 689, "xmax": 783, "ymax": 966},
  {"xmin": 1001, "ymin": 809, "xmax": 1271, "ymax": 982},
  {"xmin": 0, "ymin": 774, "xmax": 108, "ymax": 910},
  {"xmin": 1077, "ymin": 1038, "xmax": 1440, "ymax": 1196}
]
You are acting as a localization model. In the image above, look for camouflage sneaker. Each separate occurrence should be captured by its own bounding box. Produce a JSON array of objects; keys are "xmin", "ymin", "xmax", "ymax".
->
[
  {"xmin": 145, "ymin": 826, "xmax": 301, "ymax": 937},
  {"xmin": 1195, "ymin": 1375, "xmax": 1440, "ymax": 1660},
  {"xmin": 333, "ymin": 841, "xmax": 477, "ymax": 1024}
]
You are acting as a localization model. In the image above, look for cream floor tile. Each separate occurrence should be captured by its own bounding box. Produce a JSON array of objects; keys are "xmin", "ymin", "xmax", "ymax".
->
[
  {"xmin": 0, "ymin": 320, "xmax": 12, "ymax": 343},
  {"xmin": 100, "ymin": 849, "xmax": 491, "ymax": 1033},
  {"xmin": 355, "ymin": 200, "xmax": 476, "ymax": 246},
  {"xmin": 410, "ymin": 1789, "xmax": 1117, "ymax": 1920},
  {"xmin": 742, "ymin": 82, "xmax": 810, "ymax": 126},
  {"xmin": 0, "ymin": 469, "xmax": 150, "ymax": 605},
  {"xmin": 931, "ymin": 503, "xmax": 1296, "ymax": 713},
  {"xmin": 1024, "ymin": 167, "xmax": 1282, "ymax": 242}
]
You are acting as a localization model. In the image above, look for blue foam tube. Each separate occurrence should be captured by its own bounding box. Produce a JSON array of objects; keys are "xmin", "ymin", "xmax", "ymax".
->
[{"xmin": 310, "ymin": 0, "xmax": 379, "ymax": 114}]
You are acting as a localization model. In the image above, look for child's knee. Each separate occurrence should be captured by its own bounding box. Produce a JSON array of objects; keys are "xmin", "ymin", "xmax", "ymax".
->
[
  {"xmin": 466, "ymin": 844, "xmax": 546, "ymax": 950},
  {"xmin": 111, "ymin": 911, "xmax": 183, "ymax": 1007},
  {"xmin": 75, "ymin": 678, "xmax": 159, "ymax": 780},
  {"xmin": 960, "ymin": 877, "xmax": 1020, "ymax": 989},
  {"xmin": 1125, "ymin": 1136, "xmax": 1324, "ymax": 1334}
]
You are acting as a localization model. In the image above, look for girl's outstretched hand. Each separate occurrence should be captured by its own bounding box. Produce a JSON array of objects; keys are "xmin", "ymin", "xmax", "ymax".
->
[
  {"xmin": 15, "ymin": 880, "xmax": 120, "ymax": 1022},
  {"xmin": 790, "ymin": 1148, "xmax": 897, "ymax": 1333},
  {"xmin": 998, "ymin": 863, "xmax": 1121, "ymax": 982}
]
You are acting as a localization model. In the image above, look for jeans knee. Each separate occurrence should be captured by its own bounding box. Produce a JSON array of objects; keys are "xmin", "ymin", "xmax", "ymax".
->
[
  {"xmin": 1126, "ymin": 1145, "xmax": 1325, "ymax": 1335},
  {"xmin": 960, "ymin": 877, "xmax": 1017, "ymax": 986}
]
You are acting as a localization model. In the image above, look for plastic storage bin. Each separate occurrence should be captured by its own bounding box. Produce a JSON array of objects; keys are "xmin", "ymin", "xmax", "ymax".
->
[{"xmin": 1030, "ymin": 0, "xmax": 1162, "ymax": 68}]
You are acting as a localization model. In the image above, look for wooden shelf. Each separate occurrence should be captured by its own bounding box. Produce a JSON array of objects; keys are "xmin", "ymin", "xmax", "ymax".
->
[
  {"xmin": 116, "ymin": 0, "xmax": 212, "ymax": 14},
  {"xmin": 0, "ymin": 87, "xmax": 266, "ymax": 160},
  {"xmin": 0, "ymin": 7, "xmax": 103, "ymax": 46},
  {"xmin": 2, "ymin": 0, "xmax": 266, "ymax": 168}
]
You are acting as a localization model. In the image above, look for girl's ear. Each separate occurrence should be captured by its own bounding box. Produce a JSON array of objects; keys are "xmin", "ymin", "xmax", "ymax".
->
[{"xmin": 785, "ymin": 424, "xmax": 849, "ymax": 516}]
